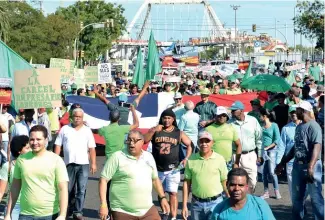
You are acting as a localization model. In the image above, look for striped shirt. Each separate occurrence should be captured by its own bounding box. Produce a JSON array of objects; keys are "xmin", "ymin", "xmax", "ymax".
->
[{"xmin": 194, "ymin": 100, "xmax": 217, "ymax": 121}]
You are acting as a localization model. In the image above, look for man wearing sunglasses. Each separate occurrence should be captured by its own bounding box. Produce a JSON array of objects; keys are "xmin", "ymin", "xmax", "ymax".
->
[
  {"xmin": 182, "ymin": 131, "xmax": 229, "ymax": 220},
  {"xmin": 206, "ymin": 106, "xmax": 242, "ymax": 171},
  {"xmin": 99, "ymin": 130, "xmax": 170, "ymax": 220},
  {"xmin": 168, "ymin": 92, "xmax": 186, "ymax": 125}
]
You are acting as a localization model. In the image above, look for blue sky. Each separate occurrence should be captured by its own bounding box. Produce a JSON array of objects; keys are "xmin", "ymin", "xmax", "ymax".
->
[{"xmin": 35, "ymin": 0, "xmax": 313, "ymax": 47}]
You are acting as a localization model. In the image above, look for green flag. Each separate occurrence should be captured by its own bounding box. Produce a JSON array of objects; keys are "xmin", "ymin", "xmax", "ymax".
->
[
  {"xmin": 242, "ymin": 60, "xmax": 252, "ymax": 82},
  {"xmin": 0, "ymin": 40, "xmax": 33, "ymax": 109},
  {"xmin": 145, "ymin": 31, "xmax": 161, "ymax": 80},
  {"xmin": 132, "ymin": 47, "xmax": 145, "ymax": 88},
  {"xmin": 286, "ymin": 70, "xmax": 296, "ymax": 86}
]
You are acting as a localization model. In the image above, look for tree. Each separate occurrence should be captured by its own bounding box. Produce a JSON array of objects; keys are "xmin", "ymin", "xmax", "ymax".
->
[
  {"xmin": 0, "ymin": 4, "xmax": 9, "ymax": 43},
  {"xmin": 56, "ymin": 0, "xmax": 127, "ymax": 60},
  {"xmin": 293, "ymin": 0, "xmax": 324, "ymax": 49},
  {"xmin": 244, "ymin": 46, "xmax": 254, "ymax": 54},
  {"xmin": 199, "ymin": 46, "xmax": 220, "ymax": 60},
  {"xmin": 4, "ymin": 1, "xmax": 50, "ymax": 64}
]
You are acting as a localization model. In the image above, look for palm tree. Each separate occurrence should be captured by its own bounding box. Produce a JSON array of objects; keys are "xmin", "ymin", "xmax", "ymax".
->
[{"xmin": 0, "ymin": 4, "xmax": 9, "ymax": 43}]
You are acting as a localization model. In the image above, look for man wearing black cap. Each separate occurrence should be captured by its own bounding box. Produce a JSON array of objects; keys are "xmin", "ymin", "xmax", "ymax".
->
[{"xmin": 144, "ymin": 109, "xmax": 192, "ymax": 220}]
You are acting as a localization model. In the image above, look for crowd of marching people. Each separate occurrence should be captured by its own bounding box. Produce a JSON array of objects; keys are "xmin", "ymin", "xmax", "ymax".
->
[{"xmin": 0, "ymin": 58, "xmax": 322, "ymax": 220}]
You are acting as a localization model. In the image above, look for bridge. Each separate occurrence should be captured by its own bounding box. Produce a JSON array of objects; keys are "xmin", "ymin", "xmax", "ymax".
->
[{"xmin": 110, "ymin": 0, "xmax": 274, "ymax": 60}]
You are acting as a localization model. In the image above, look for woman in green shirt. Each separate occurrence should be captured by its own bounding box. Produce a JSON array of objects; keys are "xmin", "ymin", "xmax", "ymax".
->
[{"xmin": 259, "ymin": 108, "xmax": 281, "ymax": 200}]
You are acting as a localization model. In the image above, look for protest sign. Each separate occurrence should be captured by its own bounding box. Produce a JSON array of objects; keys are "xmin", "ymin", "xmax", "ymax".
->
[
  {"xmin": 0, "ymin": 89, "xmax": 12, "ymax": 104},
  {"xmin": 50, "ymin": 58, "xmax": 75, "ymax": 83},
  {"xmin": 73, "ymin": 68, "xmax": 85, "ymax": 89},
  {"xmin": 98, "ymin": 63, "xmax": 112, "ymax": 83},
  {"xmin": 84, "ymin": 66, "xmax": 99, "ymax": 84},
  {"xmin": 14, "ymin": 68, "xmax": 62, "ymax": 109}
]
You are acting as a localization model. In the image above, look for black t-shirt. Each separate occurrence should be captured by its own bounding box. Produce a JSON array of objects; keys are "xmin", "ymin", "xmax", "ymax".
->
[
  {"xmin": 273, "ymin": 104, "xmax": 289, "ymax": 132},
  {"xmin": 151, "ymin": 127, "xmax": 181, "ymax": 172}
]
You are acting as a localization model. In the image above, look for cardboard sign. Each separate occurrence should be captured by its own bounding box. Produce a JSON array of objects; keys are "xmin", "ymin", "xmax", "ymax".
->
[
  {"xmin": 73, "ymin": 69, "xmax": 85, "ymax": 89},
  {"xmin": 0, "ymin": 89, "xmax": 12, "ymax": 104},
  {"xmin": 14, "ymin": 69, "xmax": 62, "ymax": 109},
  {"xmin": 49, "ymin": 58, "xmax": 75, "ymax": 83},
  {"xmin": 98, "ymin": 63, "xmax": 112, "ymax": 83},
  {"xmin": 84, "ymin": 66, "xmax": 99, "ymax": 84}
]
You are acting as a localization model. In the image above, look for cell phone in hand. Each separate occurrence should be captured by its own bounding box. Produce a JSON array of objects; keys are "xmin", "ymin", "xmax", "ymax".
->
[{"xmin": 121, "ymin": 102, "xmax": 131, "ymax": 108}]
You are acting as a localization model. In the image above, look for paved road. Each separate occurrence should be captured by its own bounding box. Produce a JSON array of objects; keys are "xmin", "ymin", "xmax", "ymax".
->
[{"xmin": 82, "ymin": 155, "xmax": 315, "ymax": 220}]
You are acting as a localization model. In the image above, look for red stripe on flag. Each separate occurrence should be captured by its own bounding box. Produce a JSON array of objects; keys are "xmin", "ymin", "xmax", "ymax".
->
[{"xmin": 94, "ymin": 93, "xmax": 258, "ymax": 146}]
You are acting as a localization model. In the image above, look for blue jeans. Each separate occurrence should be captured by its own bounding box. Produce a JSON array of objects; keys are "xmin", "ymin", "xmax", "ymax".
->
[
  {"xmin": 67, "ymin": 163, "xmax": 89, "ymax": 215},
  {"xmin": 19, "ymin": 213, "xmax": 58, "ymax": 220},
  {"xmin": 263, "ymin": 151, "xmax": 279, "ymax": 190},
  {"xmin": 292, "ymin": 160, "xmax": 324, "ymax": 220},
  {"xmin": 286, "ymin": 161, "xmax": 293, "ymax": 202},
  {"xmin": 191, "ymin": 196, "xmax": 223, "ymax": 220}
]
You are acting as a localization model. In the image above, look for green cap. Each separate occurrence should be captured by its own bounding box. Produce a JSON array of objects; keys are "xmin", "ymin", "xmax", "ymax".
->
[
  {"xmin": 200, "ymin": 88, "xmax": 211, "ymax": 95},
  {"xmin": 250, "ymin": 99, "xmax": 261, "ymax": 105},
  {"xmin": 288, "ymin": 106, "xmax": 296, "ymax": 113},
  {"xmin": 71, "ymin": 83, "xmax": 78, "ymax": 89}
]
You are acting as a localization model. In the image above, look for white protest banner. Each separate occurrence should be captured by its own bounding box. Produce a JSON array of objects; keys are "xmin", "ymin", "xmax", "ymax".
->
[
  {"xmin": 84, "ymin": 66, "xmax": 98, "ymax": 84},
  {"xmin": 14, "ymin": 68, "xmax": 62, "ymax": 109},
  {"xmin": 98, "ymin": 63, "xmax": 112, "ymax": 84},
  {"xmin": 49, "ymin": 58, "xmax": 75, "ymax": 83},
  {"xmin": 0, "ymin": 78, "xmax": 12, "ymax": 88}
]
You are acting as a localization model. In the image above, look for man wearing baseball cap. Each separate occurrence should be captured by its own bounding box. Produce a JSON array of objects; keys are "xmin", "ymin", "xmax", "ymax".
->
[
  {"xmin": 194, "ymin": 88, "xmax": 217, "ymax": 128},
  {"xmin": 276, "ymin": 101, "xmax": 323, "ymax": 220},
  {"xmin": 228, "ymin": 101, "xmax": 263, "ymax": 193},
  {"xmin": 182, "ymin": 131, "xmax": 229, "ymax": 220},
  {"xmin": 248, "ymin": 99, "xmax": 263, "ymax": 125},
  {"xmin": 206, "ymin": 106, "xmax": 242, "ymax": 170}
]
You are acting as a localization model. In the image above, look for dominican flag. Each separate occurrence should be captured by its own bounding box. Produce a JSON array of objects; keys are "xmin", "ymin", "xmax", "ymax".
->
[{"xmin": 66, "ymin": 92, "xmax": 257, "ymax": 145}]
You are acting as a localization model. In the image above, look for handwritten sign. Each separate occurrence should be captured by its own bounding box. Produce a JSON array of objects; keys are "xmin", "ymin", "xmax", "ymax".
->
[
  {"xmin": 73, "ymin": 69, "xmax": 85, "ymax": 89},
  {"xmin": 84, "ymin": 66, "xmax": 99, "ymax": 84},
  {"xmin": 98, "ymin": 63, "xmax": 112, "ymax": 84},
  {"xmin": 50, "ymin": 58, "xmax": 75, "ymax": 83},
  {"xmin": 14, "ymin": 69, "xmax": 62, "ymax": 109}
]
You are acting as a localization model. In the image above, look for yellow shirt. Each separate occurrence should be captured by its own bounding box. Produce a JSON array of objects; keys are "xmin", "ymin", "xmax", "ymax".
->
[
  {"xmin": 47, "ymin": 108, "xmax": 60, "ymax": 132},
  {"xmin": 225, "ymin": 88, "xmax": 242, "ymax": 95}
]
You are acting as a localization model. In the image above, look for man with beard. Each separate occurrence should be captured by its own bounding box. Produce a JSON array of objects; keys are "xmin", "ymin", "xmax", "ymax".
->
[
  {"xmin": 210, "ymin": 168, "xmax": 275, "ymax": 219},
  {"xmin": 276, "ymin": 101, "xmax": 324, "ymax": 220},
  {"xmin": 144, "ymin": 109, "xmax": 192, "ymax": 220}
]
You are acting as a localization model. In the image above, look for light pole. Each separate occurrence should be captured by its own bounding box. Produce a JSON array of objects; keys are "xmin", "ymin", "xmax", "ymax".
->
[
  {"xmin": 231, "ymin": 5, "xmax": 240, "ymax": 62},
  {"xmin": 74, "ymin": 19, "xmax": 114, "ymax": 67}
]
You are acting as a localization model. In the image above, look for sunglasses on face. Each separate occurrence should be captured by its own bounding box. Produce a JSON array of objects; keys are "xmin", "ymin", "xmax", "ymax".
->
[
  {"xmin": 217, "ymin": 114, "xmax": 228, "ymax": 118},
  {"xmin": 175, "ymin": 98, "xmax": 181, "ymax": 101},
  {"xmin": 125, "ymin": 138, "xmax": 142, "ymax": 144}
]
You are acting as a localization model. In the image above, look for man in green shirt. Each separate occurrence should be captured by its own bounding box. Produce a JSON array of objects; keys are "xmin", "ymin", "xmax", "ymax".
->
[
  {"xmin": 309, "ymin": 61, "xmax": 321, "ymax": 82},
  {"xmin": 98, "ymin": 130, "xmax": 170, "ymax": 220},
  {"xmin": 8, "ymin": 125, "xmax": 69, "ymax": 220},
  {"xmin": 194, "ymin": 88, "xmax": 217, "ymax": 128},
  {"xmin": 205, "ymin": 106, "xmax": 242, "ymax": 170},
  {"xmin": 248, "ymin": 99, "xmax": 263, "ymax": 125},
  {"xmin": 182, "ymin": 131, "xmax": 229, "ymax": 220}
]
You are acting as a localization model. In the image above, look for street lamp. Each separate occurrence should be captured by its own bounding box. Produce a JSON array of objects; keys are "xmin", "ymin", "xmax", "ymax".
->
[
  {"xmin": 74, "ymin": 19, "xmax": 114, "ymax": 66},
  {"xmin": 231, "ymin": 5, "xmax": 240, "ymax": 62}
]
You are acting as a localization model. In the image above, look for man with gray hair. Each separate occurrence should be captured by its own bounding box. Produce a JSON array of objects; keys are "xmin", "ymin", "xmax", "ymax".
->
[
  {"xmin": 178, "ymin": 101, "xmax": 200, "ymax": 156},
  {"xmin": 54, "ymin": 108, "xmax": 97, "ymax": 220}
]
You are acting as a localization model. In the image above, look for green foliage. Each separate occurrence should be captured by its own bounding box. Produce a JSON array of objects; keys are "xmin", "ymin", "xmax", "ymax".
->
[
  {"xmin": 56, "ymin": 0, "xmax": 127, "ymax": 60},
  {"xmin": 293, "ymin": 0, "xmax": 324, "ymax": 49},
  {"xmin": 199, "ymin": 46, "xmax": 220, "ymax": 60},
  {"xmin": 244, "ymin": 46, "xmax": 254, "ymax": 54},
  {"xmin": 0, "ymin": 4, "xmax": 9, "ymax": 43}
]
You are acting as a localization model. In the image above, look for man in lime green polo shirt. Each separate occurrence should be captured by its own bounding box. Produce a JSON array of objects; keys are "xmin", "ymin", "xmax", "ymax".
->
[
  {"xmin": 182, "ymin": 131, "xmax": 229, "ymax": 220},
  {"xmin": 8, "ymin": 125, "xmax": 69, "ymax": 220},
  {"xmin": 205, "ymin": 106, "xmax": 242, "ymax": 170},
  {"xmin": 98, "ymin": 130, "xmax": 170, "ymax": 220}
]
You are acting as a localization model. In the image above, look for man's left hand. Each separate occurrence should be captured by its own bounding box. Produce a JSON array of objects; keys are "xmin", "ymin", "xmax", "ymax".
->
[
  {"xmin": 307, "ymin": 167, "xmax": 315, "ymax": 183},
  {"xmin": 160, "ymin": 198, "xmax": 170, "ymax": 215},
  {"xmin": 90, "ymin": 164, "xmax": 97, "ymax": 174}
]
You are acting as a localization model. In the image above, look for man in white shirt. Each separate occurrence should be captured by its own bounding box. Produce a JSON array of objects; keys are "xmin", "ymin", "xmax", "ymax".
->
[
  {"xmin": 54, "ymin": 108, "xmax": 97, "ymax": 220},
  {"xmin": 1, "ymin": 105, "xmax": 15, "ymax": 154}
]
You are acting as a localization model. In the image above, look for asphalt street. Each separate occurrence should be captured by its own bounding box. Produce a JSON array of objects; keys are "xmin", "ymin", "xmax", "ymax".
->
[{"xmin": 81, "ymin": 155, "xmax": 316, "ymax": 220}]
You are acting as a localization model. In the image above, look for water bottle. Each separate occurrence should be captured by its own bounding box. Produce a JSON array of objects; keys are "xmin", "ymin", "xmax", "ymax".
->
[{"xmin": 172, "ymin": 163, "xmax": 185, "ymax": 174}]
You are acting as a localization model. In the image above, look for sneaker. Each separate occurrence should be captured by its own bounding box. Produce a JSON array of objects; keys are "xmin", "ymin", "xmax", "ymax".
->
[
  {"xmin": 275, "ymin": 190, "xmax": 282, "ymax": 199},
  {"xmin": 72, "ymin": 213, "xmax": 84, "ymax": 220},
  {"xmin": 260, "ymin": 191, "xmax": 270, "ymax": 199}
]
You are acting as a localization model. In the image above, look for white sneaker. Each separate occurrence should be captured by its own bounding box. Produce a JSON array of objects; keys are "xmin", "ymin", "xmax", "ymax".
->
[{"xmin": 260, "ymin": 191, "xmax": 270, "ymax": 199}]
